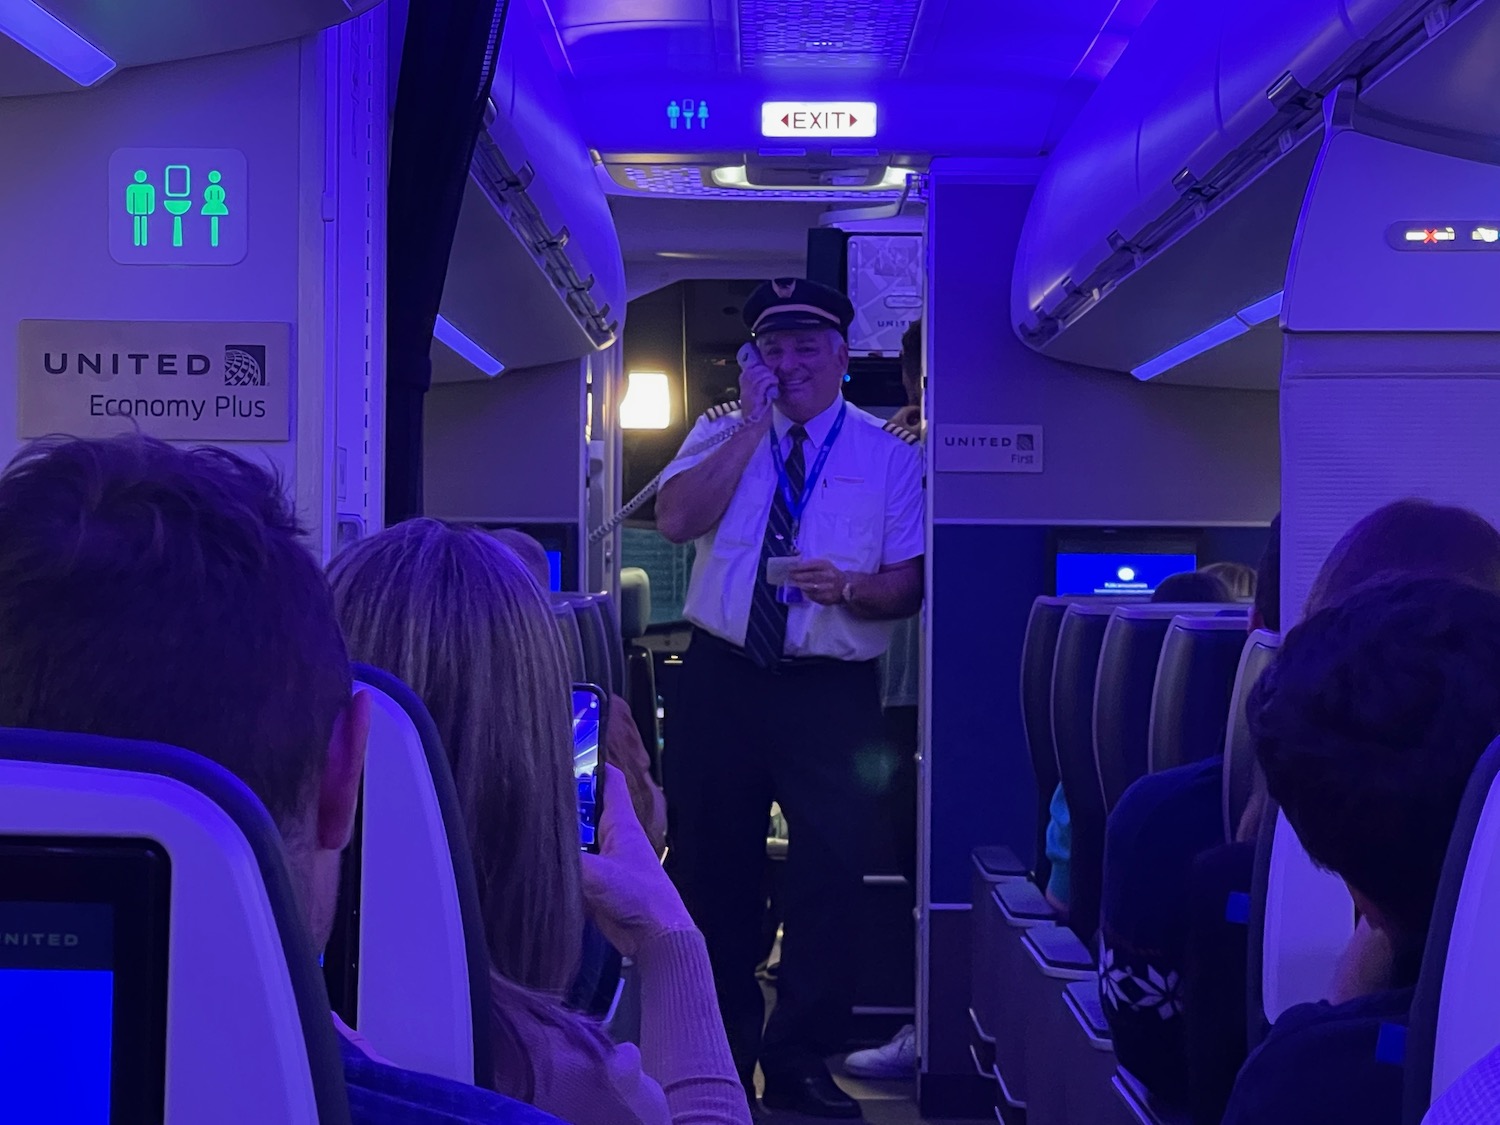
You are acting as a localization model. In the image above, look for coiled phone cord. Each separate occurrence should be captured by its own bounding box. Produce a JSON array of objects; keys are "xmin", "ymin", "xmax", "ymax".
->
[
  {"xmin": 588, "ymin": 344, "xmax": 772, "ymax": 546},
  {"xmin": 587, "ymin": 414, "xmax": 761, "ymax": 545}
]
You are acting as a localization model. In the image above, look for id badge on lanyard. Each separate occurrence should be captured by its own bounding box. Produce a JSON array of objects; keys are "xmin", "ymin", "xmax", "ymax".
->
[{"xmin": 770, "ymin": 403, "xmax": 847, "ymax": 605}]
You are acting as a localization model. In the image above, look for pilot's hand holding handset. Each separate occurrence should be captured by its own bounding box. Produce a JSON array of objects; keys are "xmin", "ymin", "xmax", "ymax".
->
[{"xmin": 738, "ymin": 342, "xmax": 779, "ymax": 424}]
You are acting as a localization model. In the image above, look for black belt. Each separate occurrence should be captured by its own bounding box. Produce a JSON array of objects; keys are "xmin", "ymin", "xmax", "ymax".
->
[{"xmin": 690, "ymin": 627, "xmax": 873, "ymax": 674}]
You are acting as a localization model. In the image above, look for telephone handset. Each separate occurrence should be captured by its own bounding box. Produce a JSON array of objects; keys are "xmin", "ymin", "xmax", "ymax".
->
[
  {"xmin": 587, "ymin": 343, "xmax": 776, "ymax": 545},
  {"xmin": 737, "ymin": 343, "xmax": 780, "ymax": 407}
]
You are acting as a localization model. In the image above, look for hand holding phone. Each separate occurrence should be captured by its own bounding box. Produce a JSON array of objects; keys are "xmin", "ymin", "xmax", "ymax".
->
[
  {"xmin": 737, "ymin": 342, "xmax": 779, "ymax": 418},
  {"xmin": 578, "ymin": 764, "xmax": 699, "ymax": 958}
]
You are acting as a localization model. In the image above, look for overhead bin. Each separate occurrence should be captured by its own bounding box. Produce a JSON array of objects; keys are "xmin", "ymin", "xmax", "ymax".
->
[
  {"xmin": 434, "ymin": 0, "xmax": 625, "ymax": 381},
  {"xmin": 1010, "ymin": 0, "xmax": 1445, "ymax": 383}
]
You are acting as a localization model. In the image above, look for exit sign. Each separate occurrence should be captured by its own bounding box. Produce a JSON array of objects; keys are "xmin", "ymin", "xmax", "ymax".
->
[{"xmin": 761, "ymin": 101, "xmax": 877, "ymax": 139}]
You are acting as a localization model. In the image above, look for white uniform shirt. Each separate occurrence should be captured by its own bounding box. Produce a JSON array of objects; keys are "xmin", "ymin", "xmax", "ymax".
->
[{"xmin": 661, "ymin": 395, "xmax": 925, "ymax": 662}]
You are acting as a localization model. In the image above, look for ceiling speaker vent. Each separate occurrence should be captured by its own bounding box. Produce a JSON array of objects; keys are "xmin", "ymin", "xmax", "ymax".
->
[{"xmin": 740, "ymin": 0, "xmax": 921, "ymax": 69}]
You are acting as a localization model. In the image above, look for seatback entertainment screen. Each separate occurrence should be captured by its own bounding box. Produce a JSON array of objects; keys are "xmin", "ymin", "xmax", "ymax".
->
[{"xmin": 1055, "ymin": 550, "xmax": 1198, "ymax": 597}]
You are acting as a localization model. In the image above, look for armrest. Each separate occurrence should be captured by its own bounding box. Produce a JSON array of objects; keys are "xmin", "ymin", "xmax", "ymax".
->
[
  {"xmin": 1112, "ymin": 1067, "xmax": 1193, "ymax": 1125},
  {"xmin": 1022, "ymin": 924, "xmax": 1095, "ymax": 979},
  {"xmin": 1062, "ymin": 980, "xmax": 1113, "ymax": 1050},
  {"xmin": 993, "ymin": 879, "xmax": 1058, "ymax": 926},
  {"xmin": 973, "ymin": 844, "xmax": 1027, "ymax": 878}
]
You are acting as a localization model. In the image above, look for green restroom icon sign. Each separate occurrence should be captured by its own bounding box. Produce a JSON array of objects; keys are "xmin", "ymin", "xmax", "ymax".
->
[
  {"xmin": 126, "ymin": 165, "xmax": 230, "ymax": 249},
  {"xmin": 111, "ymin": 149, "xmax": 246, "ymax": 265}
]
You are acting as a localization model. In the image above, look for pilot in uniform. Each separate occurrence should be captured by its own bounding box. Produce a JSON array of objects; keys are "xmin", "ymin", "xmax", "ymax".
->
[{"xmin": 656, "ymin": 278, "xmax": 925, "ymax": 1119}]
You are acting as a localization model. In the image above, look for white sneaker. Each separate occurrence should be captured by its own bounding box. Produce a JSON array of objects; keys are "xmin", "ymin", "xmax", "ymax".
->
[{"xmin": 842, "ymin": 1024, "xmax": 916, "ymax": 1079}]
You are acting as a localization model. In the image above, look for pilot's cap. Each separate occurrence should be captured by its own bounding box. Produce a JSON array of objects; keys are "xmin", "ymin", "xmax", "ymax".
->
[{"xmin": 743, "ymin": 278, "xmax": 855, "ymax": 338}]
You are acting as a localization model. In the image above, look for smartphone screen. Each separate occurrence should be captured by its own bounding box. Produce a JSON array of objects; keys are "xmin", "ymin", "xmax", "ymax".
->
[{"xmin": 572, "ymin": 684, "xmax": 606, "ymax": 851}]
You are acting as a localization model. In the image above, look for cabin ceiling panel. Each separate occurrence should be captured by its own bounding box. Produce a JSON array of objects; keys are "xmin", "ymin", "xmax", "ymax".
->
[
  {"xmin": 546, "ymin": 0, "xmax": 1163, "ymax": 156},
  {"xmin": 739, "ymin": 0, "xmax": 922, "ymax": 70},
  {"xmin": 0, "ymin": 0, "xmax": 381, "ymax": 96}
]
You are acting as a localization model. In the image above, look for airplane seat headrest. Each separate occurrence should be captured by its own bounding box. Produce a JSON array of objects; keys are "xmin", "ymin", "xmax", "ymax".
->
[
  {"xmin": 1020, "ymin": 598, "xmax": 1069, "ymax": 793},
  {"xmin": 1147, "ymin": 615, "xmax": 1251, "ymax": 775},
  {"xmin": 326, "ymin": 665, "xmax": 493, "ymax": 1087},
  {"xmin": 550, "ymin": 598, "xmax": 588, "ymax": 682},
  {"xmin": 1247, "ymin": 796, "xmax": 1355, "ymax": 1049},
  {"xmin": 1021, "ymin": 598, "xmax": 1072, "ymax": 881},
  {"xmin": 619, "ymin": 568, "xmax": 651, "ymax": 641},
  {"xmin": 0, "ymin": 729, "xmax": 351, "ymax": 1125},
  {"xmin": 1405, "ymin": 737, "xmax": 1500, "ymax": 1122},
  {"xmin": 558, "ymin": 594, "xmax": 613, "ymax": 691},
  {"xmin": 1050, "ymin": 602, "xmax": 1121, "ymax": 942},
  {"xmin": 594, "ymin": 592, "xmax": 626, "ymax": 695},
  {"xmin": 1092, "ymin": 603, "xmax": 1243, "ymax": 812},
  {"xmin": 1222, "ymin": 630, "xmax": 1281, "ymax": 841},
  {"xmin": 1093, "ymin": 610, "xmax": 1180, "ymax": 814}
]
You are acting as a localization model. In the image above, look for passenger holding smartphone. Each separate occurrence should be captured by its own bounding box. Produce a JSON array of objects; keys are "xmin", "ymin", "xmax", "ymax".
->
[
  {"xmin": 329, "ymin": 521, "xmax": 750, "ymax": 1125},
  {"xmin": 487, "ymin": 526, "xmax": 669, "ymax": 856},
  {"xmin": 656, "ymin": 279, "xmax": 926, "ymax": 1119}
]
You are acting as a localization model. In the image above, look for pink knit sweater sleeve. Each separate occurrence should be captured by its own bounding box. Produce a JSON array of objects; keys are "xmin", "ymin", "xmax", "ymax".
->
[
  {"xmin": 631, "ymin": 929, "xmax": 752, "ymax": 1125},
  {"xmin": 526, "ymin": 929, "xmax": 751, "ymax": 1125}
]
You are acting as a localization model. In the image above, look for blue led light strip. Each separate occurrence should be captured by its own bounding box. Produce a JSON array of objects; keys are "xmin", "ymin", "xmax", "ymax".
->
[
  {"xmin": 0, "ymin": 1, "xmax": 115, "ymax": 87},
  {"xmin": 434, "ymin": 315, "xmax": 505, "ymax": 377},
  {"xmin": 1130, "ymin": 290, "xmax": 1284, "ymax": 381}
]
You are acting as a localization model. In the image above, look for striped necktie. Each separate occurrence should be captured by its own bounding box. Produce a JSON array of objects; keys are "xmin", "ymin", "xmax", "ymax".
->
[{"xmin": 743, "ymin": 425, "xmax": 807, "ymax": 669}]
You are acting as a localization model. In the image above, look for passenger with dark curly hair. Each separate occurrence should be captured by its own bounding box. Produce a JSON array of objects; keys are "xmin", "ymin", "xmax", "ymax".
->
[{"xmin": 1220, "ymin": 576, "xmax": 1500, "ymax": 1125}]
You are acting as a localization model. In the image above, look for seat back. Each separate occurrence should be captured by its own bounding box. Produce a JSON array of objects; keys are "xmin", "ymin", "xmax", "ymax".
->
[
  {"xmin": 1405, "ymin": 738, "xmax": 1500, "ymax": 1123},
  {"xmin": 551, "ymin": 600, "xmax": 588, "ymax": 682},
  {"xmin": 1052, "ymin": 601, "xmax": 1125, "ymax": 943},
  {"xmin": 595, "ymin": 591, "xmax": 626, "ymax": 695},
  {"xmin": 1247, "ymin": 798, "xmax": 1355, "ymax": 1045},
  {"xmin": 1021, "ymin": 597, "xmax": 1073, "ymax": 880},
  {"xmin": 1022, "ymin": 596, "xmax": 1146, "ymax": 880},
  {"xmin": 1092, "ymin": 604, "xmax": 1242, "ymax": 813},
  {"xmin": 0, "ymin": 729, "xmax": 351, "ymax": 1125},
  {"xmin": 1148, "ymin": 615, "xmax": 1252, "ymax": 774},
  {"xmin": 562, "ymin": 595, "xmax": 613, "ymax": 690},
  {"xmin": 1221, "ymin": 630, "xmax": 1281, "ymax": 841},
  {"xmin": 330, "ymin": 666, "xmax": 492, "ymax": 1087},
  {"xmin": 619, "ymin": 568, "xmax": 661, "ymax": 781},
  {"xmin": 620, "ymin": 568, "xmax": 651, "ymax": 642}
]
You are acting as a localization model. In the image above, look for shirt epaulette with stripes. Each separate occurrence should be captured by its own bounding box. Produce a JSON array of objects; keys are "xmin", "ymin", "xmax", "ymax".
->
[
  {"xmin": 705, "ymin": 400, "xmax": 741, "ymax": 422},
  {"xmin": 882, "ymin": 419, "xmax": 920, "ymax": 445}
]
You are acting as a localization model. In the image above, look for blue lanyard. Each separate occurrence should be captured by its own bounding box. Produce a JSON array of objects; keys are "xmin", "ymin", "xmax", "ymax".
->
[{"xmin": 769, "ymin": 401, "xmax": 847, "ymax": 529}]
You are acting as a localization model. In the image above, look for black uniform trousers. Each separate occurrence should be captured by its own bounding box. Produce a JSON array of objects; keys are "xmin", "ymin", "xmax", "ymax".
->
[{"xmin": 665, "ymin": 627, "xmax": 886, "ymax": 1086}]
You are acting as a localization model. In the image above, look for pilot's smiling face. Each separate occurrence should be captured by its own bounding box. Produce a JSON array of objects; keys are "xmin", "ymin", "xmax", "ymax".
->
[{"xmin": 757, "ymin": 328, "xmax": 849, "ymax": 420}]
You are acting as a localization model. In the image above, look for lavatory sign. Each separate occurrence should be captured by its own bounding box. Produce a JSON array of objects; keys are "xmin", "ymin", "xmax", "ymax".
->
[
  {"xmin": 17, "ymin": 320, "xmax": 292, "ymax": 442},
  {"xmin": 109, "ymin": 148, "xmax": 248, "ymax": 265}
]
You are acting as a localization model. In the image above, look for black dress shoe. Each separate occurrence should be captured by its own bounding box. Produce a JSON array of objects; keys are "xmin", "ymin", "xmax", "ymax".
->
[{"xmin": 761, "ymin": 1068, "xmax": 862, "ymax": 1119}]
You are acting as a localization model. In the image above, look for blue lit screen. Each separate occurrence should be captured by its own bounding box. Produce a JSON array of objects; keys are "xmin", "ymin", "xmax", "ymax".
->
[
  {"xmin": 572, "ymin": 688, "xmax": 601, "ymax": 848},
  {"xmin": 1055, "ymin": 551, "xmax": 1197, "ymax": 597},
  {"xmin": 0, "ymin": 902, "xmax": 114, "ymax": 1123}
]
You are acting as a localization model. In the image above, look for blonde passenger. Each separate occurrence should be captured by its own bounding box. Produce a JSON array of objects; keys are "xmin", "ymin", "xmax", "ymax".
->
[{"xmin": 329, "ymin": 520, "xmax": 749, "ymax": 1125}]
